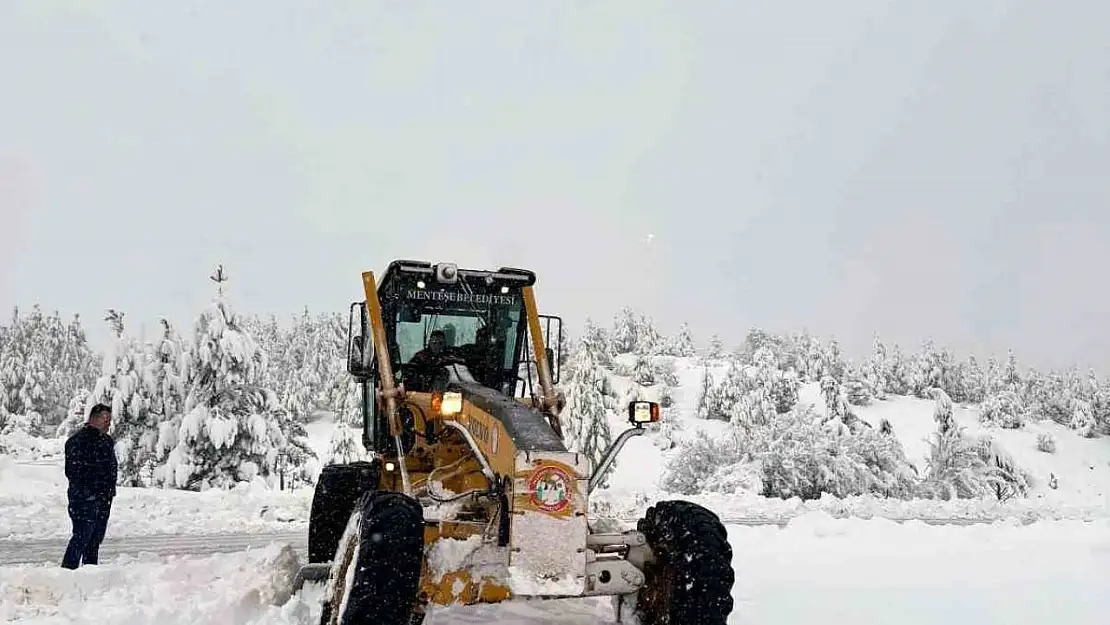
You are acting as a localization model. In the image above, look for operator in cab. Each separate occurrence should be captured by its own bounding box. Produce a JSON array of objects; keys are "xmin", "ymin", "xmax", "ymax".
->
[
  {"xmin": 456, "ymin": 326, "xmax": 498, "ymax": 387},
  {"xmin": 406, "ymin": 329, "xmax": 452, "ymax": 391},
  {"xmin": 410, "ymin": 329, "xmax": 448, "ymax": 367}
]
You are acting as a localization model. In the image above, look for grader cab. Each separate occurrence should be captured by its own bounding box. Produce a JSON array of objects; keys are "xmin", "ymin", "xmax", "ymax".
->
[{"xmin": 295, "ymin": 260, "xmax": 734, "ymax": 625}]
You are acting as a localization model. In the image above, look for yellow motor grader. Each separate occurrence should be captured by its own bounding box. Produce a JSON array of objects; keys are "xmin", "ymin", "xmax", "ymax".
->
[{"xmin": 293, "ymin": 260, "xmax": 734, "ymax": 624}]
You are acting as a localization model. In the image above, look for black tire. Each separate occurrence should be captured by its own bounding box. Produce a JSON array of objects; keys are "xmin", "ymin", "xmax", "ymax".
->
[
  {"xmin": 308, "ymin": 461, "xmax": 381, "ymax": 563},
  {"xmin": 633, "ymin": 500, "xmax": 734, "ymax": 625},
  {"xmin": 322, "ymin": 490, "xmax": 425, "ymax": 625}
]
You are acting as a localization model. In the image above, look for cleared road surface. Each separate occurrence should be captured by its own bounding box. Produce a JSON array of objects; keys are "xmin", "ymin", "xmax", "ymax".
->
[{"xmin": 0, "ymin": 517, "xmax": 989, "ymax": 566}]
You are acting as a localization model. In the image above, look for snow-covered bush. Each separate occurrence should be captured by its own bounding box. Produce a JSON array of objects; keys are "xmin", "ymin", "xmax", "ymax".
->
[
  {"xmin": 1035, "ymin": 432, "xmax": 1056, "ymax": 454},
  {"xmin": 976, "ymin": 435, "xmax": 1031, "ymax": 501},
  {"xmin": 979, "ymin": 389, "xmax": 1026, "ymax": 429},
  {"xmin": 701, "ymin": 460, "xmax": 764, "ymax": 495},
  {"xmin": 659, "ymin": 428, "xmax": 748, "ymax": 495},
  {"xmin": 755, "ymin": 405, "xmax": 917, "ymax": 500},
  {"xmin": 651, "ymin": 415, "xmax": 684, "ymax": 451},
  {"xmin": 1068, "ymin": 399, "xmax": 1097, "ymax": 438},
  {"xmin": 0, "ymin": 411, "xmax": 41, "ymax": 437},
  {"xmin": 917, "ymin": 425, "xmax": 1030, "ymax": 501},
  {"xmin": 653, "ymin": 358, "xmax": 680, "ymax": 388},
  {"xmin": 918, "ymin": 424, "xmax": 994, "ymax": 500}
]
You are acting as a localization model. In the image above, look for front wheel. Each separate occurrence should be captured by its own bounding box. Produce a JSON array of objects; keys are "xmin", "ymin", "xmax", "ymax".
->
[
  {"xmin": 319, "ymin": 490, "xmax": 425, "ymax": 625},
  {"xmin": 632, "ymin": 500, "xmax": 734, "ymax": 625}
]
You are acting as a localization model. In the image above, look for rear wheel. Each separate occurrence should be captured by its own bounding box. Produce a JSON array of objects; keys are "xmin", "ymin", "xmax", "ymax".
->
[
  {"xmin": 632, "ymin": 500, "xmax": 734, "ymax": 625},
  {"xmin": 319, "ymin": 490, "xmax": 425, "ymax": 625}
]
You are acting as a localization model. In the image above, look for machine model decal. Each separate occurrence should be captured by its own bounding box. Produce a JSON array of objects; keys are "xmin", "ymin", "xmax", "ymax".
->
[{"xmin": 528, "ymin": 464, "xmax": 572, "ymax": 513}]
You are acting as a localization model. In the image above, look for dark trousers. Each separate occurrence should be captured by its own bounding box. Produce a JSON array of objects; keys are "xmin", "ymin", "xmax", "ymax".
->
[{"xmin": 61, "ymin": 497, "xmax": 112, "ymax": 569}]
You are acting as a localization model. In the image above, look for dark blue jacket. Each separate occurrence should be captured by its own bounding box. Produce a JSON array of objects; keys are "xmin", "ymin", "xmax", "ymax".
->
[{"xmin": 64, "ymin": 425, "xmax": 118, "ymax": 502}]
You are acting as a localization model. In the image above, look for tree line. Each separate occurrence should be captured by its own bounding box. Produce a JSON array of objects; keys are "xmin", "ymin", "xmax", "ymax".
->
[
  {"xmin": 0, "ymin": 272, "xmax": 360, "ymax": 490},
  {"xmin": 557, "ymin": 307, "xmax": 1110, "ymax": 500}
]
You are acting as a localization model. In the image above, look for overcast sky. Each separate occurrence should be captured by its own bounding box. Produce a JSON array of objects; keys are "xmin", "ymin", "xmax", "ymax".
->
[{"xmin": 2, "ymin": 1, "xmax": 1108, "ymax": 372}]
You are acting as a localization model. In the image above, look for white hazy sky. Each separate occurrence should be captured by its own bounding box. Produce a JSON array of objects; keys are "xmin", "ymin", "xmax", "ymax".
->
[{"xmin": 2, "ymin": 1, "xmax": 1109, "ymax": 372}]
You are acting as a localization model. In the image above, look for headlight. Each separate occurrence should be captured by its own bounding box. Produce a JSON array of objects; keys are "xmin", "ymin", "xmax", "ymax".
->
[
  {"xmin": 627, "ymin": 400, "xmax": 660, "ymax": 426},
  {"xmin": 439, "ymin": 391, "xmax": 463, "ymax": 416}
]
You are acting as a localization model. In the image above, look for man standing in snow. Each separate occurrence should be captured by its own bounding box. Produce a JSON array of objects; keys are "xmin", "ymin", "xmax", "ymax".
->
[{"xmin": 61, "ymin": 404, "xmax": 118, "ymax": 569}]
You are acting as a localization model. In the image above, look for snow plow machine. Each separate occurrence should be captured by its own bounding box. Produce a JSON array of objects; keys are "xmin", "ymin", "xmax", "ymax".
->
[{"xmin": 292, "ymin": 260, "xmax": 734, "ymax": 624}]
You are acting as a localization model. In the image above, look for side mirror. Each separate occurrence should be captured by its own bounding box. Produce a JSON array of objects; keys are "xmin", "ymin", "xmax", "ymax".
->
[
  {"xmin": 538, "ymin": 314, "xmax": 563, "ymax": 384},
  {"xmin": 627, "ymin": 400, "xmax": 660, "ymax": 428},
  {"xmin": 348, "ymin": 302, "xmax": 374, "ymax": 378},
  {"xmin": 348, "ymin": 334, "xmax": 365, "ymax": 374}
]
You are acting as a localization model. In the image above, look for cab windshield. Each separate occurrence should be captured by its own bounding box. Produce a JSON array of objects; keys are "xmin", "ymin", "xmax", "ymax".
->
[{"xmin": 388, "ymin": 285, "xmax": 525, "ymax": 393}]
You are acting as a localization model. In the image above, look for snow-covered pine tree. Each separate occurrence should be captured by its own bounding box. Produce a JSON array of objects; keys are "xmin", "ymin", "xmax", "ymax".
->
[
  {"xmin": 746, "ymin": 346, "xmax": 797, "ymax": 415},
  {"xmin": 155, "ymin": 267, "xmax": 315, "ymax": 490},
  {"xmin": 844, "ymin": 366, "xmax": 873, "ymax": 406},
  {"xmin": 318, "ymin": 311, "xmax": 361, "ymax": 426},
  {"xmin": 0, "ymin": 306, "xmax": 55, "ymax": 433},
  {"xmin": 51, "ymin": 313, "xmax": 99, "ymax": 430},
  {"xmin": 703, "ymin": 361, "xmax": 746, "ymax": 421},
  {"xmin": 633, "ymin": 313, "xmax": 663, "ymax": 357},
  {"xmin": 821, "ymin": 338, "xmax": 847, "ymax": 382},
  {"xmin": 883, "ymin": 343, "xmax": 911, "ymax": 395},
  {"xmin": 863, "ymin": 335, "xmax": 888, "ymax": 401},
  {"xmin": 1089, "ymin": 373, "xmax": 1110, "ymax": 435},
  {"xmin": 695, "ymin": 365, "xmax": 713, "ymax": 419},
  {"xmin": 55, "ymin": 388, "xmax": 93, "ymax": 438},
  {"xmin": 904, "ymin": 342, "xmax": 933, "ymax": 398},
  {"xmin": 323, "ymin": 422, "xmax": 369, "ymax": 465},
  {"xmin": 632, "ymin": 346, "xmax": 655, "ymax": 386},
  {"xmin": 983, "ymin": 355, "xmax": 1002, "ymax": 396},
  {"xmin": 820, "ymin": 375, "xmax": 848, "ymax": 421},
  {"xmin": 929, "ymin": 387, "xmax": 954, "ymax": 434},
  {"xmin": 278, "ymin": 308, "xmax": 323, "ymax": 422},
  {"xmin": 960, "ymin": 355, "xmax": 987, "ymax": 404},
  {"xmin": 667, "ymin": 322, "xmax": 697, "ymax": 357},
  {"xmin": 556, "ymin": 325, "xmax": 572, "ymax": 372},
  {"xmin": 144, "ymin": 318, "xmax": 187, "ymax": 430},
  {"xmin": 86, "ymin": 309, "xmax": 156, "ymax": 486},
  {"xmin": 704, "ymin": 334, "xmax": 724, "ymax": 361},
  {"xmin": 1068, "ymin": 397, "xmax": 1096, "ymax": 438},
  {"xmin": 927, "ymin": 343, "xmax": 961, "ymax": 401},
  {"xmin": 561, "ymin": 332, "xmax": 616, "ymax": 486},
  {"xmin": 1002, "ymin": 349, "xmax": 1021, "ymax": 392},
  {"xmin": 609, "ymin": 306, "xmax": 638, "ymax": 355}
]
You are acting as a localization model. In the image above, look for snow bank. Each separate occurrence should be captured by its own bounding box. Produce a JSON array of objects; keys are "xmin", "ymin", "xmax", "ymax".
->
[
  {"xmin": 5, "ymin": 515, "xmax": 1109, "ymax": 624},
  {"xmin": 592, "ymin": 487, "xmax": 1110, "ymax": 525},
  {"xmin": 0, "ymin": 459, "xmax": 313, "ymax": 540},
  {"xmin": 728, "ymin": 512, "xmax": 1110, "ymax": 625},
  {"xmin": 0, "ymin": 542, "xmax": 318, "ymax": 624},
  {"xmin": 0, "ymin": 431, "xmax": 64, "ymax": 463}
]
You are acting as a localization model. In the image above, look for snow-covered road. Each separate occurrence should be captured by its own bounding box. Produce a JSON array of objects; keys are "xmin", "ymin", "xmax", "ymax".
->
[
  {"xmin": 3, "ymin": 512, "xmax": 1108, "ymax": 624},
  {"xmin": 0, "ymin": 531, "xmax": 308, "ymax": 566},
  {"xmin": 0, "ymin": 518, "xmax": 997, "ymax": 566}
]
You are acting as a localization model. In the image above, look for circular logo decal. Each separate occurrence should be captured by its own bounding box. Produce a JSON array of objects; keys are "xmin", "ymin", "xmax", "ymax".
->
[{"xmin": 528, "ymin": 465, "xmax": 573, "ymax": 513}]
